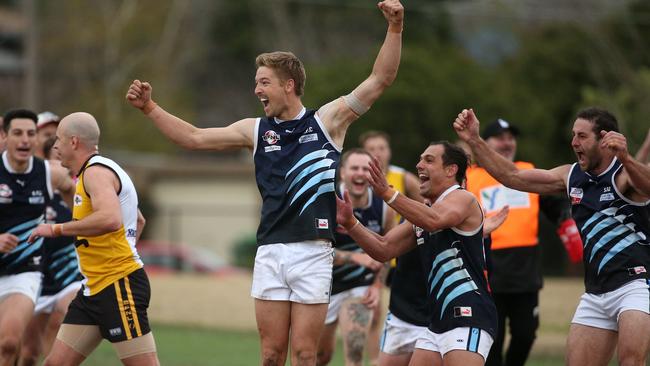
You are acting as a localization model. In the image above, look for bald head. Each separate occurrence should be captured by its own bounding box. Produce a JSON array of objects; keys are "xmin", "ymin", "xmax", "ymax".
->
[{"xmin": 59, "ymin": 112, "xmax": 100, "ymax": 149}]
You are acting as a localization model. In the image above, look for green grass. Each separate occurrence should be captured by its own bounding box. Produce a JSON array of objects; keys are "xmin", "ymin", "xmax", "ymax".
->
[
  {"xmin": 86, "ymin": 324, "xmax": 263, "ymax": 366},
  {"xmin": 81, "ymin": 323, "xmax": 571, "ymax": 366}
]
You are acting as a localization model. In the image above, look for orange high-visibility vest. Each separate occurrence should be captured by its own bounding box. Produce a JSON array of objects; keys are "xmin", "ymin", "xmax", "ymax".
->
[{"xmin": 466, "ymin": 162, "xmax": 539, "ymax": 250}]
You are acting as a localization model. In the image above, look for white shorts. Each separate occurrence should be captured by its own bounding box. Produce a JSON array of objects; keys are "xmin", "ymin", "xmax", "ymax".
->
[
  {"xmin": 379, "ymin": 312, "xmax": 428, "ymax": 355},
  {"xmin": 325, "ymin": 286, "xmax": 369, "ymax": 324},
  {"xmin": 35, "ymin": 280, "xmax": 82, "ymax": 314},
  {"xmin": 0, "ymin": 271, "xmax": 43, "ymax": 304},
  {"xmin": 251, "ymin": 240, "xmax": 333, "ymax": 304},
  {"xmin": 572, "ymin": 279, "xmax": 650, "ymax": 331},
  {"xmin": 415, "ymin": 327, "xmax": 493, "ymax": 361}
]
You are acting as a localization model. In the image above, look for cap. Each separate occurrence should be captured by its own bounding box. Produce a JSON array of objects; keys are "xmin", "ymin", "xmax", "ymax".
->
[
  {"xmin": 481, "ymin": 118, "xmax": 520, "ymax": 140},
  {"xmin": 37, "ymin": 111, "xmax": 60, "ymax": 129}
]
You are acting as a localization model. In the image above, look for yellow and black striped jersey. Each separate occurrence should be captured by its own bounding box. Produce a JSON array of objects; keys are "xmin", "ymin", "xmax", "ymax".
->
[{"xmin": 73, "ymin": 155, "xmax": 142, "ymax": 296}]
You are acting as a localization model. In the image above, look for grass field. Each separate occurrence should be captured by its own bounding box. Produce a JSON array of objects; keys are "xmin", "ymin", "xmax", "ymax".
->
[
  {"xmin": 74, "ymin": 274, "xmax": 619, "ymax": 365},
  {"xmin": 84, "ymin": 323, "xmax": 569, "ymax": 365}
]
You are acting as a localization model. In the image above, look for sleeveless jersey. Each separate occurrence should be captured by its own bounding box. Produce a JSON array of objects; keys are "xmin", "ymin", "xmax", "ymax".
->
[
  {"xmin": 73, "ymin": 155, "xmax": 142, "ymax": 296},
  {"xmin": 0, "ymin": 152, "xmax": 52, "ymax": 275},
  {"xmin": 253, "ymin": 108, "xmax": 341, "ymax": 245},
  {"xmin": 567, "ymin": 158, "xmax": 650, "ymax": 294},
  {"xmin": 41, "ymin": 192, "xmax": 82, "ymax": 296},
  {"xmin": 332, "ymin": 187, "xmax": 386, "ymax": 295},
  {"xmin": 418, "ymin": 185, "xmax": 497, "ymax": 337},
  {"xmin": 388, "ymin": 245, "xmax": 430, "ymax": 327}
]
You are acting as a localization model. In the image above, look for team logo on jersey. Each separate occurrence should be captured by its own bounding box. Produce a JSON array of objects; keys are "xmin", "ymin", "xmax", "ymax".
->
[
  {"xmin": 29, "ymin": 190, "xmax": 44, "ymax": 204},
  {"xmin": 453, "ymin": 306, "xmax": 473, "ymax": 317},
  {"xmin": 316, "ymin": 218, "xmax": 329, "ymax": 229},
  {"xmin": 0, "ymin": 184, "xmax": 12, "ymax": 198},
  {"xmin": 299, "ymin": 133, "xmax": 318, "ymax": 144},
  {"xmin": 31, "ymin": 256, "xmax": 42, "ymax": 266},
  {"xmin": 599, "ymin": 193, "xmax": 615, "ymax": 202},
  {"xmin": 73, "ymin": 194, "xmax": 83, "ymax": 206},
  {"xmin": 263, "ymin": 130, "xmax": 281, "ymax": 152},
  {"xmin": 569, "ymin": 187, "xmax": 583, "ymax": 205},
  {"xmin": 0, "ymin": 184, "xmax": 11, "ymax": 203},
  {"xmin": 263, "ymin": 130, "xmax": 280, "ymax": 145},
  {"xmin": 414, "ymin": 225, "xmax": 425, "ymax": 245}
]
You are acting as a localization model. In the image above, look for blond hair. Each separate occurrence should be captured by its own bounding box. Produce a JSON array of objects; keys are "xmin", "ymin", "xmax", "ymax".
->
[{"xmin": 255, "ymin": 52, "xmax": 306, "ymax": 96}]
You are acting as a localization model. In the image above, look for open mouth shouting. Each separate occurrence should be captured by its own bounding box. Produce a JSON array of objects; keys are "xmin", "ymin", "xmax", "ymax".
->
[
  {"xmin": 574, "ymin": 150, "xmax": 586, "ymax": 166},
  {"xmin": 259, "ymin": 97, "xmax": 270, "ymax": 112},
  {"xmin": 418, "ymin": 172, "xmax": 430, "ymax": 189},
  {"xmin": 15, "ymin": 145, "xmax": 32, "ymax": 158},
  {"xmin": 350, "ymin": 177, "xmax": 367, "ymax": 192}
]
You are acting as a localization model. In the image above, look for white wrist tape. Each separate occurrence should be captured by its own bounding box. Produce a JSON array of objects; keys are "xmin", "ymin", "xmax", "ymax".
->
[
  {"xmin": 342, "ymin": 92, "xmax": 370, "ymax": 116},
  {"xmin": 386, "ymin": 190, "xmax": 400, "ymax": 204}
]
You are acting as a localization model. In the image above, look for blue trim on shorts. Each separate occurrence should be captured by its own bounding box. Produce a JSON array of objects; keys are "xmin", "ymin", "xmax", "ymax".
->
[
  {"xmin": 380, "ymin": 312, "xmax": 391, "ymax": 351},
  {"xmin": 467, "ymin": 327, "xmax": 480, "ymax": 353}
]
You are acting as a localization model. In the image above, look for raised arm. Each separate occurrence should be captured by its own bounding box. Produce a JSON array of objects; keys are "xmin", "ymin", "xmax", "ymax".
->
[
  {"xmin": 317, "ymin": 0, "xmax": 403, "ymax": 144},
  {"xmin": 126, "ymin": 80, "xmax": 255, "ymax": 152},
  {"xmin": 366, "ymin": 156, "xmax": 475, "ymax": 232},
  {"xmin": 349, "ymin": 0, "xmax": 403, "ymax": 112},
  {"xmin": 337, "ymin": 191, "xmax": 415, "ymax": 262},
  {"xmin": 601, "ymin": 130, "xmax": 650, "ymax": 199},
  {"xmin": 454, "ymin": 108, "xmax": 569, "ymax": 195}
]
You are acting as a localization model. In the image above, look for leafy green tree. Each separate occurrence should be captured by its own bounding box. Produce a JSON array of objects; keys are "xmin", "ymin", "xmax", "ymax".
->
[{"xmin": 580, "ymin": 67, "xmax": 650, "ymax": 152}]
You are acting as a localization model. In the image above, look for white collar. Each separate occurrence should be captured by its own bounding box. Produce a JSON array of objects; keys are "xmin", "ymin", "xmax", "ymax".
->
[
  {"xmin": 434, "ymin": 184, "xmax": 460, "ymax": 204},
  {"xmin": 274, "ymin": 107, "xmax": 306, "ymax": 124},
  {"xmin": 2, "ymin": 151, "xmax": 33, "ymax": 174}
]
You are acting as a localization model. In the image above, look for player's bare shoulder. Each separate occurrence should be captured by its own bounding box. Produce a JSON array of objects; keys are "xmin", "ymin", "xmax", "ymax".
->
[{"xmin": 316, "ymin": 99, "xmax": 357, "ymax": 147}]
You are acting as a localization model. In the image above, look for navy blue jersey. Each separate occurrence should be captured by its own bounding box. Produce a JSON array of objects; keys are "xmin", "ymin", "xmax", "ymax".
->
[
  {"xmin": 388, "ymin": 245, "xmax": 430, "ymax": 327},
  {"xmin": 418, "ymin": 185, "xmax": 497, "ymax": 337},
  {"xmin": 0, "ymin": 153, "xmax": 52, "ymax": 275},
  {"xmin": 567, "ymin": 158, "xmax": 650, "ymax": 294},
  {"xmin": 41, "ymin": 192, "xmax": 81, "ymax": 296},
  {"xmin": 253, "ymin": 108, "xmax": 341, "ymax": 245},
  {"xmin": 332, "ymin": 187, "xmax": 386, "ymax": 295}
]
